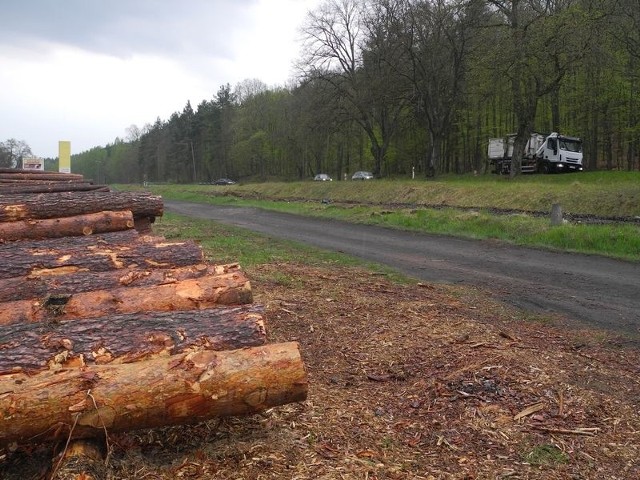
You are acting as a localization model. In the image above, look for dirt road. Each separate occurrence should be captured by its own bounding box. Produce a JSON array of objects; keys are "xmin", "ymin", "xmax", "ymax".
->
[{"xmin": 165, "ymin": 200, "xmax": 640, "ymax": 339}]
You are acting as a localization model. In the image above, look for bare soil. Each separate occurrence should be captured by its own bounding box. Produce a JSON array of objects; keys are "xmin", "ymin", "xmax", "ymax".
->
[{"xmin": 2, "ymin": 262, "xmax": 639, "ymax": 479}]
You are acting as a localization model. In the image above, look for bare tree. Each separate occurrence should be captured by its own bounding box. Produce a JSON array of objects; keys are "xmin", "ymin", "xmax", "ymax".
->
[
  {"xmin": 0, "ymin": 139, "xmax": 32, "ymax": 168},
  {"xmin": 300, "ymin": 0, "xmax": 409, "ymax": 176},
  {"xmin": 234, "ymin": 79, "xmax": 269, "ymax": 105}
]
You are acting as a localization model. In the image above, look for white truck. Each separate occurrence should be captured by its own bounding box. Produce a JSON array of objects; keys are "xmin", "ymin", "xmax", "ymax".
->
[
  {"xmin": 535, "ymin": 132, "xmax": 584, "ymax": 173},
  {"xmin": 488, "ymin": 132, "xmax": 584, "ymax": 174}
]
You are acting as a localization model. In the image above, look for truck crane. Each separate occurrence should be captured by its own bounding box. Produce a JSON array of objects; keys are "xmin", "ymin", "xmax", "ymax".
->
[{"xmin": 488, "ymin": 132, "xmax": 584, "ymax": 174}]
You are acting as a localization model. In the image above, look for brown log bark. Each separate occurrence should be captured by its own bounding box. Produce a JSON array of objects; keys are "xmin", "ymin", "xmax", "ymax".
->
[
  {"xmin": 0, "ymin": 263, "xmax": 241, "ymax": 303},
  {"xmin": 0, "ymin": 305, "xmax": 267, "ymax": 374},
  {"xmin": 0, "ymin": 342, "xmax": 307, "ymax": 447},
  {"xmin": 0, "ymin": 182, "xmax": 109, "ymax": 195},
  {"xmin": 0, "ymin": 167, "xmax": 84, "ymax": 175},
  {"xmin": 0, "ymin": 172, "xmax": 85, "ymax": 182},
  {"xmin": 0, "ymin": 271, "xmax": 253, "ymax": 325},
  {"xmin": 0, "ymin": 191, "xmax": 163, "ymax": 222},
  {"xmin": 0, "ymin": 210, "xmax": 134, "ymax": 242},
  {"xmin": 0, "ymin": 231, "xmax": 204, "ymax": 279}
]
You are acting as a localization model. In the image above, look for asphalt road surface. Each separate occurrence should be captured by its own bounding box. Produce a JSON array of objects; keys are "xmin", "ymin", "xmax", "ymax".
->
[{"xmin": 165, "ymin": 200, "xmax": 640, "ymax": 339}]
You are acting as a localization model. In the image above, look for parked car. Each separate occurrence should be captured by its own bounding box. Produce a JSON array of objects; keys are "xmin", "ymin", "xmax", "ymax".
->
[
  {"xmin": 213, "ymin": 178, "xmax": 236, "ymax": 185},
  {"xmin": 351, "ymin": 171, "xmax": 374, "ymax": 180},
  {"xmin": 314, "ymin": 173, "xmax": 332, "ymax": 181}
]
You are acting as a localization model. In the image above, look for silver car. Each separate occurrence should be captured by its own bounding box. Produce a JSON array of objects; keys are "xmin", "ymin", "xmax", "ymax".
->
[
  {"xmin": 314, "ymin": 173, "xmax": 332, "ymax": 181},
  {"xmin": 351, "ymin": 171, "xmax": 374, "ymax": 180}
]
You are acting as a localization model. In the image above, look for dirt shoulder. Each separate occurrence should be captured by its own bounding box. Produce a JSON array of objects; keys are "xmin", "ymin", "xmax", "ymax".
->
[{"xmin": 4, "ymin": 262, "xmax": 638, "ymax": 479}]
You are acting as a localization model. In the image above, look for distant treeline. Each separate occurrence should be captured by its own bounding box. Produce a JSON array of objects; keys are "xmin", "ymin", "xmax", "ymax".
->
[{"xmin": 71, "ymin": 0, "xmax": 640, "ymax": 183}]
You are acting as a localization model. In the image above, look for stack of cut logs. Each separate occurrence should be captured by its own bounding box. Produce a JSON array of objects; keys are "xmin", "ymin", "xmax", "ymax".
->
[{"xmin": 0, "ymin": 168, "xmax": 307, "ymax": 479}]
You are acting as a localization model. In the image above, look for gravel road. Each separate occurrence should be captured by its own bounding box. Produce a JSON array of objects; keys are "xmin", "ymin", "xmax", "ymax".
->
[{"xmin": 165, "ymin": 200, "xmax": 640, "ymax": 339}]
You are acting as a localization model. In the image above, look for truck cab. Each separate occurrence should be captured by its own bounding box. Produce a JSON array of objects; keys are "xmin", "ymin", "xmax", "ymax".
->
[{"xmin": 536, "ymin": 132, "xmax": 583, "ymax": 173}]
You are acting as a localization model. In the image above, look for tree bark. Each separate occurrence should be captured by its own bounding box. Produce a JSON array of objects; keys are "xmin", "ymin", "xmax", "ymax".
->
[
  {"xmin": 0, "ymin": 191, "xmax": 163, "ymax": 222},
  {"xmin": 0, "ymin": 342, "xmax": 307, "ymax": 447},
  {"xmin": 0, "ymin": 305, "xmax": 267, "ymax": 374},
  {"xmin": 0, "ymin": 172, "xmax": 85, "ymax": 182},
  {"xmin": 0, "ymin": 183, "xmax": 109, "ymax": 195},
  {"xmin": 0, "ymin": 263, "xmax": 241, "ymax": 303},
  {"xmin": 0, "ymin": 210, "xmax": 134, "ymax": 242},
  {"xmin": 0, "ymin": 231, "xmax": 204, "ymax": 279},
  {"xmin": 0, "ymin": 271, "xmax": 253, "ymax": 325}
]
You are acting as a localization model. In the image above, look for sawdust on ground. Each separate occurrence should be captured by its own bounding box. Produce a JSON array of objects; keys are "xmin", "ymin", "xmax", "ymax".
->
[{"xmin": 2, "ymin": 262, "xmax": 639, "ymax": 479}]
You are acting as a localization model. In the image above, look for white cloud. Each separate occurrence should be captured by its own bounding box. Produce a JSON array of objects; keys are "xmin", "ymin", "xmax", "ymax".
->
[{"xmin": 0, "ymin": 0, "xmax": 320, "ymax": 158}]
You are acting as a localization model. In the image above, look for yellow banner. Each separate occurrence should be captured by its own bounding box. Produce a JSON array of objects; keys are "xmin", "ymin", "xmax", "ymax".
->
[{"xmin": 59, "ymin": 141, "xmax": 71, "ymax": 173}]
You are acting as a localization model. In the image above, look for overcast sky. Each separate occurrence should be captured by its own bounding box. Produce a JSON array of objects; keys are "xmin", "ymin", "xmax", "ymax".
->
[{"xmin": 0, "ymin": 0, "xmax": 321, "ymax": 158}]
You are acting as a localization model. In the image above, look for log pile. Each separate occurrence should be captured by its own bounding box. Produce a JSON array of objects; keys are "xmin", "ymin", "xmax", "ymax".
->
[{"xmin": 0, "ymin": 169, "xmax": 307, "ymax": 478}]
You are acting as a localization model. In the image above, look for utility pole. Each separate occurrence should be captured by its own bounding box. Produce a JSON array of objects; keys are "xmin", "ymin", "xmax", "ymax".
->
[{"xmin": 189, "ymin": 141, "xmax": 196, "ymax": 182}]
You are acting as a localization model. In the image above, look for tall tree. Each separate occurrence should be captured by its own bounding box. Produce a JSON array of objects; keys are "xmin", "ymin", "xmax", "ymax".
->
[
  {"xmin": 0, "ymin": 139, "xmax": 32, "ymax": 168},
  {"xmin": 398, "ymin": 0, "xmax": 480, "ymax": 176},
  {"xmin": 485, "ymin": 0, "xmax": 591, "ymax": 177},
  {"xmin": 301, "ymin": 0, "xmax": 408, "ymax": 176}
]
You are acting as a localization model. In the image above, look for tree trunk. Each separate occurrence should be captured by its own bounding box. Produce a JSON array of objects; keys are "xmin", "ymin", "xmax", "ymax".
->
[
  {"xmin": 0, "ymin": 263, "xmax": 241, "ymax": 303},
  {"xmin": 0, "ymin": 210, "xmax": 134, "ymax": 242},
  {"xmin": 0, "ymin": 172, "xmax": 85, "ymax": 182},
  {"xmin": 0, "ymin": 191, "xmax": 163, "ymax": 222},
  {"xmin": 0, "ymin": 271, "xmax": 253, "ymax": 325},
  {"xmin": 0, "ymin": 183, "xmax": 109, "ymax": 195},
  {"xmin": 0, "ymin": 342, "xmax": 307, "ymax": 447},
  {"xmin": 0, "ymin": 231, "xmax": 204, "ymax": 279},
  {"xmin": 0, "ymin": 305, "xmax": 267, "ymax": 374}
]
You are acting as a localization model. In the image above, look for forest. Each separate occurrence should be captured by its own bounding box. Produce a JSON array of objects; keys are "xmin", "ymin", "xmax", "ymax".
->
[{"xmin": 50, "ymin": 0, "xmax": 640, "ymax": 182}]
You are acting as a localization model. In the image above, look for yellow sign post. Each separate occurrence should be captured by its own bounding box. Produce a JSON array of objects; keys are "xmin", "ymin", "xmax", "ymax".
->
[{"xmin": 59, "ymin": 141, "xmax": 71, "ymax": 173}]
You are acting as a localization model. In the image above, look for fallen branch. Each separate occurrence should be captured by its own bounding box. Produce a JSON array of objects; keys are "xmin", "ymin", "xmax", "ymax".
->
[{"xmin": 531, "ymin": 426, "xmax": 600, "ymax": 436}]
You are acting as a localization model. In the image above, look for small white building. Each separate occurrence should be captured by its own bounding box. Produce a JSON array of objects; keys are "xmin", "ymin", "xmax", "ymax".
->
[{"xmin": 22, "ymin": 157, "xmax": 44, "ymax": 170}]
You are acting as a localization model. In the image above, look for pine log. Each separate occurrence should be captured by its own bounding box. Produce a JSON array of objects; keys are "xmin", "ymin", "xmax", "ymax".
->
[
  {"xmin": 0, "ymin": 182, "xmax": 109, "ymax": 195},
  {"xmin": 0, "ymin": 178, "xmax": 83, "ymax": 184},
  {"xmin": 0, "ymin": 305, "xmax": 267, "ymax": 374},
  {"xmin": 0, "ymin": 167, "xmax": 84, "ymax": 175},
  {"xmin": 0, "ymin": 263, "xmax": 240, "ymax": 303},
  {"xmin": 0, "ymin": 191, "xmax": 163, "ymax": 222},
  {"xmin": 0, "ymin": 172, "xmax": 85, "ymax": 182},
  {"xmin": 0, "ymin": 231, "xmax": 204, "ymax": 279},
  {"xmin": 0, "ymin": 210, "xmax": 134, "ymax": 242},
  {"xmin": 0, "ymin": 342, "xmax": 307, "ymax": 447},
  {"xmin": 0, "ymin": 271, "xmax": 253, "ymax": 325}
]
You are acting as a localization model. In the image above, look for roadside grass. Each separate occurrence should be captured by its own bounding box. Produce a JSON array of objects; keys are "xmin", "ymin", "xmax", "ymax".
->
[
  {"xmin": 133, "ymin": 171, "xmax": 640, "ymax": 216},
  {"xmin": 119, "ymin": 172, "xmax": 640, "ymax": 261}
]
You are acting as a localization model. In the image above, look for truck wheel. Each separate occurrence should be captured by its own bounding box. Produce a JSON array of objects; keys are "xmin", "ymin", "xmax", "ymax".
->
[{"xmin": 542, "ymin": 162, "xmax": 552, "ymax": 174}]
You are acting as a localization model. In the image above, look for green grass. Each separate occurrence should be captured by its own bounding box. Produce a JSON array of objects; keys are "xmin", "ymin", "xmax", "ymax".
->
[
  {"xmin": 524, "ymin": 444, "xmax": 569, "ymax": 466},
  {"xmin": 135, "ymin": 171, "xmax": 640, "ymax": 216},
  {"xmin": 118, "ymin": 172, "xmax": 640, "ymax": 261}
]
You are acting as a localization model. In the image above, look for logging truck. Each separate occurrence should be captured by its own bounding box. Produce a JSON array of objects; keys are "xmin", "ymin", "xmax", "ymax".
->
[{"xmin": 488, "ymin": 132, "xmax": 584, "ymax": 174}]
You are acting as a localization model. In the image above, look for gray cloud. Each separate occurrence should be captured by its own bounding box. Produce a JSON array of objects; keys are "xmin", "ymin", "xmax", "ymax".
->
[{"xmin": 1, "ymin": 0, "xmax": 256, "ymax": 60}]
